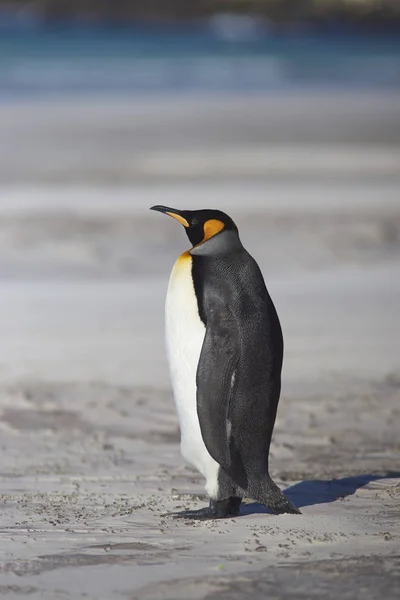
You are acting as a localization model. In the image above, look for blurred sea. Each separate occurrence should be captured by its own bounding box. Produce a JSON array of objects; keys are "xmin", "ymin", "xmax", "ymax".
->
[{"xmin": 1, "ymin": 24, "xmax": 400, "ymax": 97}]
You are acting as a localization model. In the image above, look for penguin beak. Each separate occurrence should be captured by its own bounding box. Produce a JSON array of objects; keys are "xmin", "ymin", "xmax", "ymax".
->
[{"xmin": 150, "ymin": 205, "xmax": 189, "ymax": 228}]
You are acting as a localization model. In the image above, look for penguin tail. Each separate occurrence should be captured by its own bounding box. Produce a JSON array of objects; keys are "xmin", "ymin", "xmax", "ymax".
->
[{"xmin": 251, "ymin": 476, "xmax": 301, "ymax": 515}]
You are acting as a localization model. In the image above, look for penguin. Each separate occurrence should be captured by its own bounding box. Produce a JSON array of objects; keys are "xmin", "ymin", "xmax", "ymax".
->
[{"xmin": 150, "ymin": 205, "xmax": 300, "ymax": 519}]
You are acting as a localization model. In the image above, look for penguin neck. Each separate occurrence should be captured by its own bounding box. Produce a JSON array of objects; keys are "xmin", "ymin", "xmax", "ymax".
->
[{"xmin": 189, "ymin": 230, "xmax": 242, "ymax": 257}]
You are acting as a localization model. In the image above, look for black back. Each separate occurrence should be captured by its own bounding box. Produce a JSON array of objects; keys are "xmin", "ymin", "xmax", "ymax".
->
[{"xmin": 190, "ymin": 231, "xmax": 283, "ymax": 485}]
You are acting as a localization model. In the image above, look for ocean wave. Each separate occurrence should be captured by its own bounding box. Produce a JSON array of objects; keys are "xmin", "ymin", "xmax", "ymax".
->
[{"xmin": 0, "ymin": 30, "xmax": 399, "ymax": 95}]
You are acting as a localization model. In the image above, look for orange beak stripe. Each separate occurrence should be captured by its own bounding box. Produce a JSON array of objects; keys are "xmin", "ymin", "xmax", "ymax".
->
[{"xmin": 166, "ymin": 212, "xmax": 190, "ymax": 228}]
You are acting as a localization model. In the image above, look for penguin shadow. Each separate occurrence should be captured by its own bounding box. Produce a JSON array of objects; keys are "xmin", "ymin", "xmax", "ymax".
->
[{"xmin": 241, "ymin": 472, "xmax": 400, "ymax": 516}]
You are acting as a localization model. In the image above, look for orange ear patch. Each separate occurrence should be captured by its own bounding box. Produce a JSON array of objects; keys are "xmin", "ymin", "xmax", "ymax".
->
[{"xmin": 202, "ymin": 219, "xmax": 225, "ymax": 242}]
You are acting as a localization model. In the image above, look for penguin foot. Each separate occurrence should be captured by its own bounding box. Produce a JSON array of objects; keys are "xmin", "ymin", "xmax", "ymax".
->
[
  {"xmin": 171, "ymin": 497, "xmax": 242, "ymax": 521},
  {"xmin": 254, "ymin": 476, "xmax": 302, "ymax": 515}
]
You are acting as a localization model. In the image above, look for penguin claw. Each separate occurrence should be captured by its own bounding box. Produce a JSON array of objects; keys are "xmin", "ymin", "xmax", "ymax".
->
[
  {"xmin": 172, "ymin": 508, "xmax": 228, "ymax": 521},
  {"xmin": 164, "ymin": 497, "xmax": 242, "ymax": 521},
  {"xmin": 160, "ymin": 508, "xmax": 227, "ymax": 521}
]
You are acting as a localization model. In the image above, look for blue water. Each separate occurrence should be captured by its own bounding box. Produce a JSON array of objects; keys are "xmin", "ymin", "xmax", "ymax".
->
[{"xmin": 1, "ymin": 25, "xmax": 400, "ymax": 96}]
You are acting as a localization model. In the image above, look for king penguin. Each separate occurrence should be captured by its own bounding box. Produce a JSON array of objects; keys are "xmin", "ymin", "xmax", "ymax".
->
[{"xmin": 151, "ymin": 205, "xmax": 300, "ymax": 519}]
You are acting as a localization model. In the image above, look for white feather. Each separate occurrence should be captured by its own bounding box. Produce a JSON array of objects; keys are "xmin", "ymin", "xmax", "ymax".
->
[{"xmin": 165, "ymin": 252, "xmax": 220, "ymax": 498}]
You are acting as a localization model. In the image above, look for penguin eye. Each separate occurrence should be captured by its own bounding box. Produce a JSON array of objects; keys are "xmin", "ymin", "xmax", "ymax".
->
[{"xmin": 191, "ymin": 218, "xmax": 199, "ymax": 227}]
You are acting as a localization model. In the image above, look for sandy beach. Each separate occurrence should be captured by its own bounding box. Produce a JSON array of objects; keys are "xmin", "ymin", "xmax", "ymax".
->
[{"xmin": 0, "ymin": 91, "xmax": 399, "ymax": 599}]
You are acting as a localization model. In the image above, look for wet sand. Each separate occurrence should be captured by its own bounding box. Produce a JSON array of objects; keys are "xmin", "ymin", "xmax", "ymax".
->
[{"xmin": 0, "ymin": 91, "xmax": 399, "ymax": 599}]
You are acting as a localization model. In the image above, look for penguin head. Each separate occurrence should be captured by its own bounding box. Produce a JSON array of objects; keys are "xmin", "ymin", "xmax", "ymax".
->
[{"xmin": 150, "ymin": 205, "xmax": 238, "ymax": 248}]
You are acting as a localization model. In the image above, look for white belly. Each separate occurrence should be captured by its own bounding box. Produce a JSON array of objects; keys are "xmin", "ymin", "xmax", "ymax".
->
[{"xmin": 165, "ymin": 252, "xmax": 219, "ymax": 497}]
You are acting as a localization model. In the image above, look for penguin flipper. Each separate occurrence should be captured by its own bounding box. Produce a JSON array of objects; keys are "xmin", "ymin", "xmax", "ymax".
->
[{"xmin": 196, "ymin": 320, "xmax": 238, "ymax": 470}]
